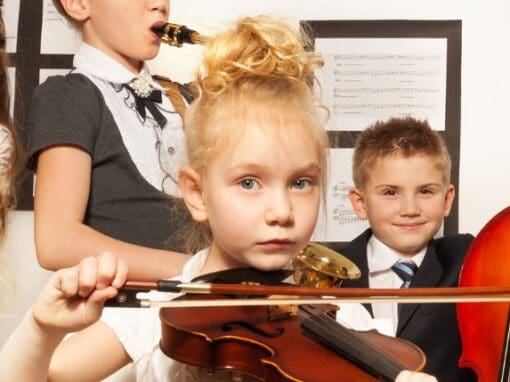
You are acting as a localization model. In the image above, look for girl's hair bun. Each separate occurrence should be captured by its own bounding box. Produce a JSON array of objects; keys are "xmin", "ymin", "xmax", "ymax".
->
[{"xmin": 197, "ymin": 15, "xmax": 323, "ymax": 95}]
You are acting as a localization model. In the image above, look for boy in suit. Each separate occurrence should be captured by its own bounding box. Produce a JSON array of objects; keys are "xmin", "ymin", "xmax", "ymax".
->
[{"xmin": 343, "ymin": 117, "xmax": 477, "ymax": 381}]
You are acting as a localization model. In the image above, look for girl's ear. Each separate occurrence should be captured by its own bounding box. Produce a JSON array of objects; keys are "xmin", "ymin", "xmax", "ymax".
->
[
  {"xmin": 348, "ymin": 187, "xmax": 368, "ymax": 219},
  {"xmin": 59, "ymin": 0, "xmax": 90, "ymax": 22},
  {"xmin": 179, "ymin": 167, "xmax": 208, "ymax": 223}
]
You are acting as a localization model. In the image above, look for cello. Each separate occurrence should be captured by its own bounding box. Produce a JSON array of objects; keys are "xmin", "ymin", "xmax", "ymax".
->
[{"xmin": 458, "ymin": 206, "xmax": 510, "ymax": 381}]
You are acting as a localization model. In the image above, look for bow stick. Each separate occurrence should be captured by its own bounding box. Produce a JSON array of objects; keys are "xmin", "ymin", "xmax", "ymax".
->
[{"xmin": 106, "ymin": 280, "xmax": 510, "ymax": 308}]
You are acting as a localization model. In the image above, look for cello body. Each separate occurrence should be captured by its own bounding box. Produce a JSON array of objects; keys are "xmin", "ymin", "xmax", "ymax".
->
[{"xmin": 458, "ymin": 206, "xmax": 510, "ymax": 381}]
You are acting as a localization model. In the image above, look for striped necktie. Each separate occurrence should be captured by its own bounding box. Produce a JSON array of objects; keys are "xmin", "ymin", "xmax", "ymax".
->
[{"xmin": 391, "ymin": 261, "xmax": 418, "ymax": 288}]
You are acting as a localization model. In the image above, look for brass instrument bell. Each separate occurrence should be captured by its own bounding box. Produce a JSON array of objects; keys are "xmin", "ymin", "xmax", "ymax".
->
[{"xmin": 292, "ymin": 242, "xmax": 361, "ymax": 288}]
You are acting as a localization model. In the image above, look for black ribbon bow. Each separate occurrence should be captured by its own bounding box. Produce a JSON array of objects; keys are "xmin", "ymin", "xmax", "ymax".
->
[{"xmin": 124, "ymin": 81, "xmax": 167, "ymax": 128}]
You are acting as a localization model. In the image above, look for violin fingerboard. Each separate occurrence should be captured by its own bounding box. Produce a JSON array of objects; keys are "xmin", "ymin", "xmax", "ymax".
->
[{"xmin": 300, "ymin": 313, "xmax": 402, "ymax": 381}]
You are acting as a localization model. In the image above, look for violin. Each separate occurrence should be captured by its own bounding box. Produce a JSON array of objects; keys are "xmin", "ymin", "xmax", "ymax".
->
[
  {"xmin": 108, "ymin": 242, "xmax": 510, "ymax": 380},
  {"xmin": 110, "ymin": 245, "xmax": 426, "ymax": 381},
  {"xmin": 159, "ymin": 293, "xmax": 425, "ymax": 381},
  {"xmin": 458, "ymin": 206, "xmax": 510, "ymax": 381}
]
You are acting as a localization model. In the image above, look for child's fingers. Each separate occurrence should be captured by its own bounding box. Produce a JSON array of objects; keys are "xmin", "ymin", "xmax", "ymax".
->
[
  {"xmin": 96, "ymin": 252, "xmax": 117, "ymax": 289},
  {"xmin": 58, "ymin": 267, "xmax": 79, "ymax": 298},
  {"xmin": 86, "ymin": 287, "xmax": 120, "ymax": 320},
  {"xmin": 112, "ymin": 258, "xmax": 129, "ymax": 289},
  {"xmin": 395, "ymin": 371, "xmax": 438, "ymax": 382},
  {"xmin": 89, "ymin": 286, "xmax": 119, "ymax": 305},
  {"xmin": 77, "ymin": 256, "xmax": 99, "ymax": 298},
  {"xmin": 396, "ymin": 371, "xmax": 412, "ymax": 382}
]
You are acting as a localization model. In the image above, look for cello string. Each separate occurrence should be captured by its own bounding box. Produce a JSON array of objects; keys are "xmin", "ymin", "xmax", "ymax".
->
[{"xmin": 499, "ymin": 307, "xmax": 510, "ymax": 382}]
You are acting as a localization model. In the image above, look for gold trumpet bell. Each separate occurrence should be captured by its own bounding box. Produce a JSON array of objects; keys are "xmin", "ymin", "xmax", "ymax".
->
[{"xmin": 292, "ymin": 243, "xmax": 361, "ymax": 288}]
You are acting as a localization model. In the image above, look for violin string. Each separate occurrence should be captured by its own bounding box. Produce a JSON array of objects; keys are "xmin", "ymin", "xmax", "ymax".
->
[
  {"xmin": 314, "ymin": 312, "xmax": 404, "ymax": 374},
  {"xmin": 303, "ymin": 313, "xmax": 403, "ymax": 380},
  {"xmin": 296, "ymin": 305, "xmax": 405, "ymax": 380}
]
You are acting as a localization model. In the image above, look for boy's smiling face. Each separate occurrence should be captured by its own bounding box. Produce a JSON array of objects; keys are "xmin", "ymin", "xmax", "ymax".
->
[{"xmin": 349, "ymin": 153, "xmax": 455, "ymax": 257}]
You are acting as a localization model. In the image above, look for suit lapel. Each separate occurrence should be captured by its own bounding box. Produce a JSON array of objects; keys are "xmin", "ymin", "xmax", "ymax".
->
[
  {"xmin": 341, "ymin": 229, "xmax": 373, "ymax": 315},
  {"xmin": 397, "ymin": 241, "xmax": 444, "ymax": 335}
]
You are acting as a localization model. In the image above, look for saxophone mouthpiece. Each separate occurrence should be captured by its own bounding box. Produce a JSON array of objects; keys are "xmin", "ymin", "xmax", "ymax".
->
[{"xmin": 152, "ymin": 23, "xmax": 207, "ymax": 47}]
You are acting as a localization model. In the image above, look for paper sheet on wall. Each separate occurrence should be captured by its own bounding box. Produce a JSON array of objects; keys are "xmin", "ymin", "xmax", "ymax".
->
[
  {"xmin": 3, "ymin": 0, "xmax": 20, "ymax": 53},
  {"xmin": 312, "ymin": 148, "xmax": 368, "ymax": 242},
  {"xmin": 40, "ymin": 0, "xmax": 81, "ymax": 54},
  {"xmin": 315, "ymin": 38, "xmax": 447, "ymax": 131}
]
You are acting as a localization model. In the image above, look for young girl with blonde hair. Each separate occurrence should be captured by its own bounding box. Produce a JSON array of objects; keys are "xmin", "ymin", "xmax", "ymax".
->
[{"xmin": 0, "ymin": 15, "xmax": 435, "ymax": 382}]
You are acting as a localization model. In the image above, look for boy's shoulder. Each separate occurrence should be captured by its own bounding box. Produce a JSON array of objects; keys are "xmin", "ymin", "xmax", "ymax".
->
[
  {"xmin": 430, "ymin": 233, "xmax": 475, "ymax": 268},
  {"xmin": 433, "ymin": 233, "xmax": 474, "ymax": 253},
  {"xmin": 341, "ymin": 229, "xmax": 475, "ymax": 261},
  {"xmin": 340, "ymin": 228, "xmax": 373, "ymax": 264}
]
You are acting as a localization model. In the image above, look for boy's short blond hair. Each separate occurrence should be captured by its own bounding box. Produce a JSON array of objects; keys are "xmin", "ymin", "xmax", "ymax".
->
[{"xmin": 352, "ymin": 117, "xmax": 452, "ymax": 189}]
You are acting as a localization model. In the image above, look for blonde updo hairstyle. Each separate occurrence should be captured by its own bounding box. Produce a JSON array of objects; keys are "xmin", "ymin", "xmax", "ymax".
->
[
  {"xmin": 185, "ymin": 16, "xmax": 327, "ymax": 178},
  {"xmin": 182, "ymin": 16, "xmax": 328, "ymax": 252}
]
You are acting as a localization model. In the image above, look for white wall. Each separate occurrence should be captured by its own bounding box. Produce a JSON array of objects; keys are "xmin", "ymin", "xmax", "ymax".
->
[
  {"xmin": 0, "ymin": 212, "xmax": 51, "ymax": 344},
  {"xmin": 1, "ymin": 0, "xmax": 509, "ymax": 345}
]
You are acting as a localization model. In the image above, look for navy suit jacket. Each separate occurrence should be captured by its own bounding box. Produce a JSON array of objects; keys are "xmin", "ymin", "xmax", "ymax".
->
[{"xmin": 340, "ymin": 229, "xmax": 477, "ymax": 382}]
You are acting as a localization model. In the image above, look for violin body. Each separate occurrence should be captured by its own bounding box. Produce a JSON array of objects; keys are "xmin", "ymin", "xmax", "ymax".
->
[
  {"xmin": 159, "ymin": 294, "xmax": 425, "ymax": 381},
  {"xmin": 458, "ymin": 206, "xmax": 510, "ymax": 381}
]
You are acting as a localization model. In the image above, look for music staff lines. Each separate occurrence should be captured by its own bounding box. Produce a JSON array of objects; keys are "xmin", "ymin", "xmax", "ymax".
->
[
  {"xmin": 333, "ymin": 54, "xmax": 440, "ymax": 61},
  {"xmin": 333, "ymin": 87, "xmax": 439, "ymax": 95},
  {"xmin": 334, "ymin": 104, "xmax": 436, "ymax": 111},
  {"xmin": 334, "ymin": 70, "xmax": 438, "ymax": 77}
]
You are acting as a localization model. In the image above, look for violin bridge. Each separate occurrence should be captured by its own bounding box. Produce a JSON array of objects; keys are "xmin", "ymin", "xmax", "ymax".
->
[{"xmin": 267, "ymin": 295, "xmax": 299, "ymax": 321}]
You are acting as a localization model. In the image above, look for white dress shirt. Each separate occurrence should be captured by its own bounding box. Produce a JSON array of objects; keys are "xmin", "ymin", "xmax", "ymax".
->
[{"xmin": 367, "ymin": 235, "xmax": 426, "ymax": 336}]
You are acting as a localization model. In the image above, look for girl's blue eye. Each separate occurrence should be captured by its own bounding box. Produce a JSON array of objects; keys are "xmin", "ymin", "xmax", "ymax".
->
[
  {"xmin": 239, "ymin": 179, "xmax": 258, "ymax": 190},
  {"xmin": 293, "ymin": 178, "xmax": 312, "ymax": 189}
]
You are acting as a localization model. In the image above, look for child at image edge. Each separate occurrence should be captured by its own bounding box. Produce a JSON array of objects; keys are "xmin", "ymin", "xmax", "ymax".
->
[
  {"xmin": 1, "ymin": 16, "xmax": 437, "ymax": 382},
  {"xmin": 25, "ymin": 0, "xmax": 190, "ymax": 281},
  {"xmin": 342, "ymin": 117, "xmax": 477, "ymax": 381}
]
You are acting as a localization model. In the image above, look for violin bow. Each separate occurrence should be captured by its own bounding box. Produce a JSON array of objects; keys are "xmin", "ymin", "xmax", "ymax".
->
[{"xmin": 106, "ymin": 280, "xmax": 510, "ymax": 308}]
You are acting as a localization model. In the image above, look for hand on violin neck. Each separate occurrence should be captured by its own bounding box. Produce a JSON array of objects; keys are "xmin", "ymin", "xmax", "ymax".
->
[
  {"xmin": 395, "ymin": 370, "xmax": 438, "ymax": 382},
  {"xmin": 31, "ymin": 252, "xmax": 128, "ymax": 334}
]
